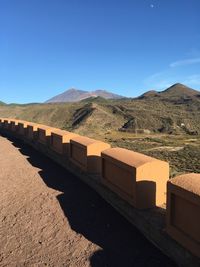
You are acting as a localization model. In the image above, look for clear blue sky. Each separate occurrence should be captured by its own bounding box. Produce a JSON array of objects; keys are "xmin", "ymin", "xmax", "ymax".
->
[{"xmin": 1, "ymin": 0, "xmax": 200, "ymax": 103}]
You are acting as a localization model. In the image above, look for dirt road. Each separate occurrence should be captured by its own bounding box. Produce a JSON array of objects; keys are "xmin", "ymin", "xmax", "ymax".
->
[{"xmin": 0, "ymin": 135, "xmax": 176, "ymax": 267}]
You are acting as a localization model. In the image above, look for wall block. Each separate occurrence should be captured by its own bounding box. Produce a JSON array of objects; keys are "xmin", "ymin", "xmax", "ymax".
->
[
  {"xmin": 3, "ymin": 119, "xmax": 11, "ymax": 130},
  {"xmin": 166, "ymin": 173, "xmax": 200, "ymax": 258},
  {"xmin": 101, "ymin": 147, "xmax": 169, "ymax": 209},
  {"xmin": 37, "ymin": 125, "xmax": 57, "ymax": 145},
  {"xmin": 0, "ymin": 118, "xmax": 5, "ymax": 128},
  {"xmin": 17, "ymin": 121, "xmax": 29, "ymax": 136},
  {"xmin": 51, "ymin": 129, "xmax": 79, "ymax": 156},
  {"xmin": 10, "ymin": 120, "xmax": 21, "ymax": 132},
  {"xmin": 26, "ymin": 123, "xmax": 39, "ymax": 140},
  {"xmin": 70, "ymin": 136, "xmax": 111, "ymax": 173}
]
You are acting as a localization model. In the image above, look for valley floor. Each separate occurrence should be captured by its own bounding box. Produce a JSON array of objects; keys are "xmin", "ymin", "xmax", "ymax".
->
[{"xmin": 0, "ymin": 135, "xmax": 176, "ymax": 267}]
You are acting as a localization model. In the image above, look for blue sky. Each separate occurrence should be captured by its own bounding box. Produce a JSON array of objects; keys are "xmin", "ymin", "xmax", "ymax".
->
[{"xmin": 1, "ymin": 0, "xmax": 200, "ymax": 103}]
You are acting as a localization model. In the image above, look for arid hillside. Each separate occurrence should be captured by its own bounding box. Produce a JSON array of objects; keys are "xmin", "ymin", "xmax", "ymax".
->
[
  {"xmin": 1, "ymin": 83, "xmax": 200, "ymax": 135},
  {"xmin": 1, "ymin": 83, "xmax": 200, "ymax": 176}
]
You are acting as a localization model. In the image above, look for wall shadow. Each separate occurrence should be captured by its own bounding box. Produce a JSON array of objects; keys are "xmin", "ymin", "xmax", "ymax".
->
[
  {"xmin": 7, "ymin": 136, "xmax": 176, "ymax": 267},
  {"xmin": 136, "ymin": 181, "xmax": 156, "ymax": 209}
]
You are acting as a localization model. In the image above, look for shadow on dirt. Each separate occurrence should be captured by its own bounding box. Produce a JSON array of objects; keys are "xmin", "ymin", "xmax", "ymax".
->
[{"xmin": 7, "ymin": 136, "xmax": 176, "ymax": 267}]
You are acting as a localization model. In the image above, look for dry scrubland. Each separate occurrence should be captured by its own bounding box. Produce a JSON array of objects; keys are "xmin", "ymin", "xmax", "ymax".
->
[
  {"xmin": 0, "ymin": 87, "xmax": 200, "ymax": 177},
  {"xmin": 106, "ymin": 132, "xmax": 200, "ymax": 177}
]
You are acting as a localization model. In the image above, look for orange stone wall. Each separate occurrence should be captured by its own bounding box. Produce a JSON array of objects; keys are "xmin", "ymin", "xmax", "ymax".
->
[{"xmin": 166, "ymin": 173, "xmax": 200, "ymax": 258}]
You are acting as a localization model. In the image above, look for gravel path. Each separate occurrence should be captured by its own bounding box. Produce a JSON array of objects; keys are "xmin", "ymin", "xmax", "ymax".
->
[{"xmin": 0, "ymin": 135, "xmax": 176, "ymax": 267}]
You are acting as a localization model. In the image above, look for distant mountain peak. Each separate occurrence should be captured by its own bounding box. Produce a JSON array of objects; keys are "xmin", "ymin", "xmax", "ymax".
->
[
  {"xmin": 162, "ymin": 83, "xmax": 199, "ymax": 96},
  {"xmin": 171, "ymin": 83, "xmax": 186, "ymax": 87},
  {"xmin": 163, "ymin": 83, "xmax": 191, "ymax": 91},
  {"xmin": 45, "ymin": 88, "xmax": 124, "ymax": 103}
]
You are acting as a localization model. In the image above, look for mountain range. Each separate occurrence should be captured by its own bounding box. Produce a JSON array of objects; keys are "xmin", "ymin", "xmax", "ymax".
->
[
  {"xmin": 45, "ymin": 83, "xmax": 200, "ymax": 103},
  {"xmin": 0, "ymin": 83, "xmax": 200, "ymax": 136}
]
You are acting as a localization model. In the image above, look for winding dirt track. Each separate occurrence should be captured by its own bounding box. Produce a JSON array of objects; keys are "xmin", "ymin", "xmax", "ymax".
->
[{"xmin": 0, "ymin": 135, "xmax": 176, "ymax": 267}]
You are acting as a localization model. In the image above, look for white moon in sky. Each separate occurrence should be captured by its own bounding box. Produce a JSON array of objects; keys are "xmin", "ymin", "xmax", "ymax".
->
[{"xmin": 150, "ymin": 4, "xmax": 154, "ymax": 8}]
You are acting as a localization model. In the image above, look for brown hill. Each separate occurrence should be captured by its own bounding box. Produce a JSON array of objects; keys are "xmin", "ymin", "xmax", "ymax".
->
[
  {"xmin": 138, "ymin": 83, "xmax": 200, "ymax": 103},
  {"xmin": 161, "ymin": 83, "xmax": 199, "ymax": 99}
]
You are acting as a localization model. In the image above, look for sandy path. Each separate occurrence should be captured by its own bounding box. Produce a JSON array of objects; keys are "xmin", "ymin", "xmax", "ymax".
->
[{"xmin": 0, "ymin": 135, "xmax": 176, "ymax": 267}]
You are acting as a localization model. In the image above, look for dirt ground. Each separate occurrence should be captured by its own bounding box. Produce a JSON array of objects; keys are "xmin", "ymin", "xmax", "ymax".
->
[{"xmin": 0, "ymin": 135, "xmax": 176, "ymax": 267}]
